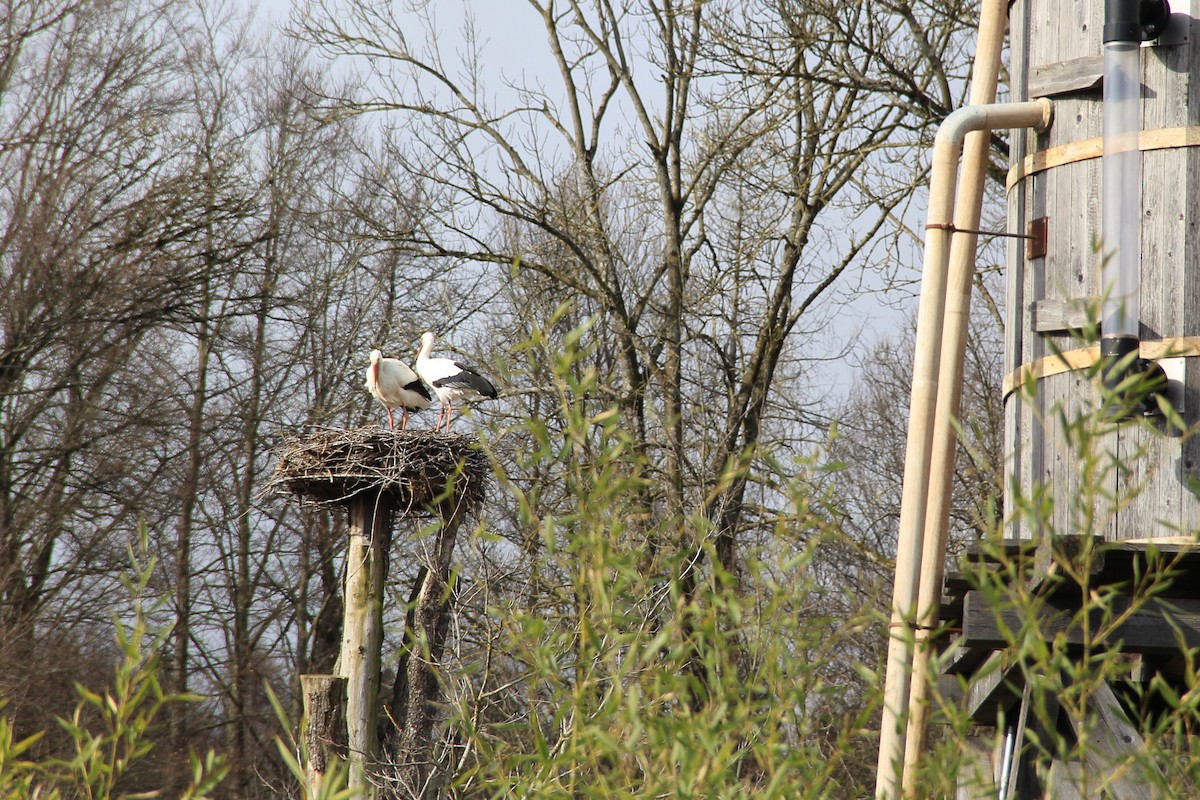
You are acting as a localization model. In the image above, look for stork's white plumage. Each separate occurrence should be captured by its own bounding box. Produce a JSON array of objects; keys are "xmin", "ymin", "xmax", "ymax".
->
[
  {"xmin": 365, "ymin": 348, "xmax": 433, "ymax": 430},
  {"xmin": 414, "ymin": 331, "xmax": 497, "ymax": 431}
]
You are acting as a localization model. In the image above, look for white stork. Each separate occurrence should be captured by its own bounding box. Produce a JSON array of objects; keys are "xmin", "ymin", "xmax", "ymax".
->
[
  {"xmin": 365, "ymin": 348, "xmax": 433, "ymax": 430},
  {"xmin": 414, "ymin": 331, "xmax": 497, "ymax": 431}
]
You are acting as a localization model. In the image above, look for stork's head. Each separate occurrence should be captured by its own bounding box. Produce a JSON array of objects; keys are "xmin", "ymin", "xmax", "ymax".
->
[
  {"xmin": 365, "ymin": 349, "xmax": 383, "ymax": 390},
  {"xmin": 418, "ymin": 331, "xmax": 436, "ymax": 357}
]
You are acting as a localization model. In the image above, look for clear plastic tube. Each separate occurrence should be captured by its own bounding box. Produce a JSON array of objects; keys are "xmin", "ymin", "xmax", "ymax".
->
[{"xmin": 1101, "ymin": 41, "xmax": 1141, "ymax": 340}]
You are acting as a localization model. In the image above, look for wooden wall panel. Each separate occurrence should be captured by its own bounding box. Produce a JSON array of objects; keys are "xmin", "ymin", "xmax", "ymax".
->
[{"xmin": 1005, "ymin": 1, "xmax": 1200, "ymax": 542}]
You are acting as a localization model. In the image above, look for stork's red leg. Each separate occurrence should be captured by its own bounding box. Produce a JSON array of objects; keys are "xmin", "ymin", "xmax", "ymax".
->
[
  {"xmin": 400, "ymin": 406, "xmax": 409, "ymax": 430},
  {"xmin": 386, "ymin": 407, "xmax": 396, "ymax": 429}
]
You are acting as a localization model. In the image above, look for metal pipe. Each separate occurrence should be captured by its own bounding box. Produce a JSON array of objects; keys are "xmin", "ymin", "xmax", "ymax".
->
[
  {"xmin": 899, "ymin": 0, "xmax": 1009, "ymax": 783},
  {"xmin": 997, "ymin": 722, "xmax": 1017, "ymax": 799},
  {"xmin": 874, "ymin": 95, "xmax": 1051, "ymax": 800}
]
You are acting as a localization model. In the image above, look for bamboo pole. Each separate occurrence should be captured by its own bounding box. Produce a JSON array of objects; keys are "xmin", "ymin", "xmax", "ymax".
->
[
  {"xmin": 874, "ymin": 97, "xmax": 1054, "ymax": 800},
  {"xmin": 341, "ymin": 492, "xmax": 393, "ymax": 800},
  {"xmin": 901, "ymin": 0, "xmax": 1009, "ymax": 791}
]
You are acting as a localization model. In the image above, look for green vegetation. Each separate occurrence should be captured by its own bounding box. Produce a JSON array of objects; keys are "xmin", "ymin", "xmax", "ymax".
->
[
  {"xmin": 0, "ymin": 532, "xmax": 227, "ymax": 799},
  {"xmin": 450, "ymin": 323, "xmax": 882, "ymax": 797}
]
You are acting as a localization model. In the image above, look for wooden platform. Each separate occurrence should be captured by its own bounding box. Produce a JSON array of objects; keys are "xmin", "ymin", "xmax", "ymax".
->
[
  {"xmin": 939, "ymin": 536, "xmax": 1200, "ymax": 722},
  {"xmin": 935, "ymin": 535, "xmax": 1200, "ymax": 797}
]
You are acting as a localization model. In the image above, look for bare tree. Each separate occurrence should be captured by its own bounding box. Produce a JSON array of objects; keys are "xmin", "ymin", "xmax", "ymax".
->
[
  {"xmin": 0, "ymin": 0, "xmax": 214, "ymax": 722},
  {"xmin": 828, "ymin": 275, "xmax": 1005, "ymax": 569}
]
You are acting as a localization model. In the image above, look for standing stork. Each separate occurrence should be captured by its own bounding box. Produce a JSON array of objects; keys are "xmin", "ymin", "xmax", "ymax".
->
[
  {"xmin": 365, "ymin": 348, "xmax": 433, "ymax": 430},
  {"xmin": 414, "ymin": 331, "xmax": 497, "ymax": 431}
]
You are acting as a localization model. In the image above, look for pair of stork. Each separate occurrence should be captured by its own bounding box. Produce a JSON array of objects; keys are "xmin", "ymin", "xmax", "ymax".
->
[{"xmin": 365, "ymin": 331, "xmax": 497, "ymax": 432}]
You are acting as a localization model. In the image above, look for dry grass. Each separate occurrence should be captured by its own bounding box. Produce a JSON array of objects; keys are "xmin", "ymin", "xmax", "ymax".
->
[{"xmin": 268, "ymin": 426, "xmax": 488, "ymax": 516}]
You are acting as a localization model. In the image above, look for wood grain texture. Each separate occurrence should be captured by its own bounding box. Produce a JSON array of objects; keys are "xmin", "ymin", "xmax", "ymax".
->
[
  {"xmin": 1006, "ymin": 127, "xmax": 1200, "ymax": 191},
  {"xmin": 961, "ymin": 590, "xmax": 1200, "ymax": 653},
  {"xmin": 1006, "ymin": 22, "xmax": 1200, "ymax": 546},
  {"xmin": 1029, "ymin": 56, "xmax": 1104, "ymax": 97},
  {"xmin": 1068, "ymin": 681, "xmax": 1167, "ymax": 797}
]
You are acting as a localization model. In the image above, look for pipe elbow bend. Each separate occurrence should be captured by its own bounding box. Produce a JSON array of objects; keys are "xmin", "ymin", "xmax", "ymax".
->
[{"xmin": 933, "ymin": 98, "xmax": 1054, "ymax": 152}]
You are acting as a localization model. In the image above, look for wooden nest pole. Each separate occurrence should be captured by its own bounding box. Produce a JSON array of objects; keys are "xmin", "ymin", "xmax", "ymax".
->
[
  {"xmin": 343, "ymin": 490, "xmax": 391, "ymax": 794},
  {"xmin": 269, "ymin": 427, "xmax": 487, "ymax": 800}
]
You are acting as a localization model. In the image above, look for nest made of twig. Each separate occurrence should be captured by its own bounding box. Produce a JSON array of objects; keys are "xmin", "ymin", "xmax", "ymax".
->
[{"xmin": 268, "ymin": 426, "xmax": 489, "ymax": 514}]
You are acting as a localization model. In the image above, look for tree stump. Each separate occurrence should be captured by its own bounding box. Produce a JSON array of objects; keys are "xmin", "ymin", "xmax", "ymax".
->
[{"xmin": 301, "ymin": 673, "xmax": 347, "ymax": 795}]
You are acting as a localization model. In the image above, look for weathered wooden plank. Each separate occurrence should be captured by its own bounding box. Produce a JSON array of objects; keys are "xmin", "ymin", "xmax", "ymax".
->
[
  {"xmin": 1012, "ymin": 0, "xmax": 1099, "ymax": 554},
  {"xmin": 1007, "ymin": 128, "xmax": 1200, "ymax": 192},
  {"xmin": 1116, "ymin": 421, "xmax": 1153, "ymax": 542},
  {"xmin": 1005, "ymin": 102, "xmax": 1031, "ymax": 540},
  {"xmin": 1184, "ymin": 142, "xmax": 1200, "ymax": 535},
  {"xmin": 1045, "ymin": 760, "xmax": 1087, "ymax": 800},
  {"xmin": 961, "ymin": 590, "xmax": 1200, "ymax": 653},
  {"xmin": 1185, "ymin": 359, "xmax": 1200, "ymax": 535},
  {"xmin": 1119, "ymin": 126, "xmax": 1188, "ymax": 539},
  {"xmin": 1028, "ymin": 56, "xmax": 1104, "ymax": 97},
  {"xmin": 990, "ymin": 2, "xmax": 1200, "ymax": 796},
  {"xmin": 959, "ymin": 652, "xmax": 1022, "ymax": 725},
  {"xmin": 1041, "ymin": 372, "xmax": 1087, "ymax": 539},
  {"xmin": 1026, "ymin": 84, "xmax": 1104, "ymax": 542},
  {"xmin": 1138, "ymin": 47, "xmax": 1199, "ymax": 540},
  {"xmin": 1031, "ymin": 297, "xmax": 1100, "ymax": 333},
  {"xmin": 1068, "ymin": 681, "xmax": 1166, "ymax": 798},
  {"xmin": 954, "ymin": 735, "xmax": 1000, "ymax": 800},
  {"xmin": 939, "ymin": 637, "xmax": 996, "ymax": 678}
]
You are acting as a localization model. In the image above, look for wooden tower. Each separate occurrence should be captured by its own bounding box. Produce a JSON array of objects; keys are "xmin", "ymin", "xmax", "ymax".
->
[
  {"xmin": 271, "ymin": 428, "xmax": 486, "ymax": 799},
  {"xmin": 1004, "ymin": 0, "xmax": 1200, "ymax": 543},
  {"xmin": 936, "ymin": 0, "xmax": 1200, "ymax": 796}
]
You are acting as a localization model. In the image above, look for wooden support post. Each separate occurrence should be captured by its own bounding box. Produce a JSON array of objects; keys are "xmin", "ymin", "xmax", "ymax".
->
[
  {"xmin": 301, "ymin": 673, "xmax": 346, "ymax": 797},
  {"xmin": 1068, "ymin": 681, "xmax": 1166, "ymax": 799},
  {"xmin": 341, "ymin": 491, "xmax": 393, "ymax": 799}
]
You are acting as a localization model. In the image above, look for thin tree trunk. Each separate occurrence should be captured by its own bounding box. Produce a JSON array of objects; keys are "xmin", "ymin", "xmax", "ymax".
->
[
  {"xmin": 174, "ymin": 307, "xmax": 211, "ymax": 748},
  {"xmin": 385, "ymin": 498, "xmax": 464, "ymax": 799}
]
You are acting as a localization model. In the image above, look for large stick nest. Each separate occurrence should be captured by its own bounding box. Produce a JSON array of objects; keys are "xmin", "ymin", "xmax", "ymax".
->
[{"xmin": 268, "ymin": 427, "xmax": 489, "ymax": 514}]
